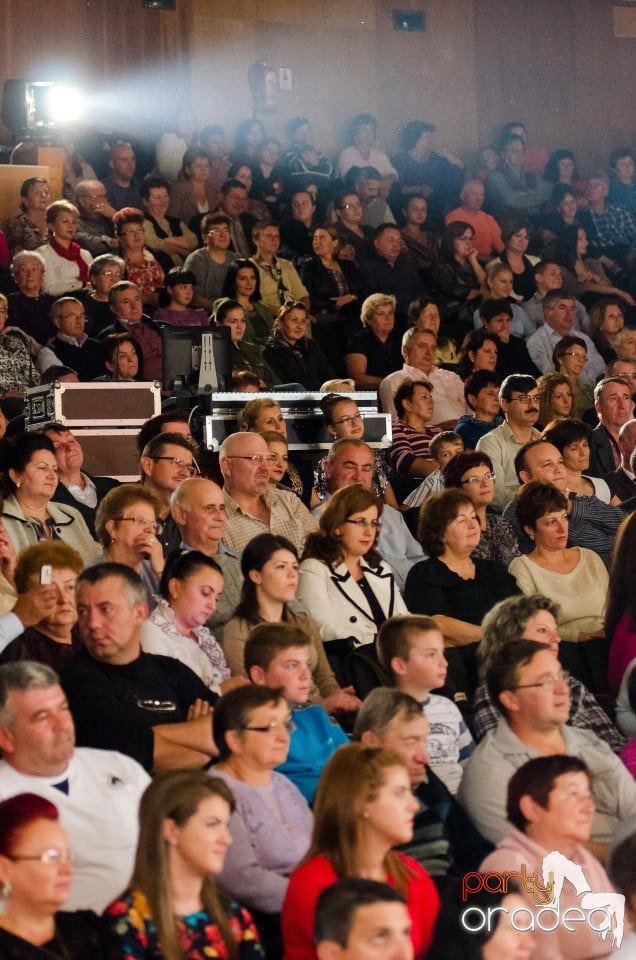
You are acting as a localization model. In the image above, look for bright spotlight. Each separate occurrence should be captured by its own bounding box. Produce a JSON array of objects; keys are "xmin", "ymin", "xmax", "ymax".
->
[{"xmin": 46, "ymin": 84, "xmax": 84, "ymax": 125}]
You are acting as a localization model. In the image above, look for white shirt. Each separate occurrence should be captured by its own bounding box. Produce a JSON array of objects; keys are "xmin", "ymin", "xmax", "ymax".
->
[
  {"xmin": 0, "ymin": 748, "xmax": 150, "ymax": 911},
  {"xmin": 379, "ymin": 362, "xmax": 467, "ymax": 424}
]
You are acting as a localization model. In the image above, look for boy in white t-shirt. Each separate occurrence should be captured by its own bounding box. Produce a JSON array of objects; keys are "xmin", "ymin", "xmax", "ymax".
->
[{"xmin": 377, "ymin": 614, "xmax": 474, "ymax": 794}]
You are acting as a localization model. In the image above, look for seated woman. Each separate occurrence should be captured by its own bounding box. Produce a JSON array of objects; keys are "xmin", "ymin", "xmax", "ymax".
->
[
  {"xmin": 106, "ymin": 769, "xmax": 265, "ymax": 960},
  {"xmin": 223, "ymin": 532, "xmax": 359, "ymax": 714},
  {"xmin": 548, "ymin": 224, "xmax": 635, "ymax": 310},
  {"xmin": 214, "ymin": 298, "xmax": 277, "ymax": 388},
  {"xmin": 399, "ymin": 195, "xmax": 437, "ymax": 274},
  {"xmin": 299, "ymin": 224, "xmax": 363, "ymax": 323},
  {"xmin": 263, "ymin": 302, "xmax": 334, "ymax": 391},
  {"xmin": 221, "ymin": 259, "xmax": 275, "ymax": 346},
  {"xmin": 472, "ymin": 594, "xmax": 624, "ymax": 751},
  {"xmin": 0, "ymin": 794, "xmax": 117, "ymax": 960},
  {"xmin": 281, "ymin": 744, "xmax": 439, "ymax": 960},
  {"xmin": 388, "ymin": 378, "xmax": 439, "ymax": 480},
  {"xmin": 509, "ymin": 481, "xmax": 609, "ymax": 692},
  {"xmin": 0, "ymin": 292, "xmax": 43, "ymax": 402},
  {"xmin": 442, "ymin": 451, "xmax": 520, "ymax": 568},
  {"xmin": 112, "ymin": 207, "xmax": 165, "ymax": 308},
  {"xmin": 333, "ymin": 191, "xmax": 374, "ymax": 264},
  {"xmin": 542, "ymin": 417, "xmax": 615, "ymax": 503},
  {"xmin": 251, "ymin": 138, "xmax": 285, "ymax": 220},
  {"xmin": 454, "ymin": 370, "xmax": 503, "ymax": 450},
  {"xmin": 474, "ymin": 263, "xmax": 536, "ymax": 338},
  {"xmin": 94, "ymin": 483, "xmax": 164, "ymax": 604},
  {"xmin": 140, "ymin": 549, "xmax": 234, "ymax": 694},
  {"xmin": 298, "ymin": 484, "xmax": 407, "ymax": 652},
  {"xmin": 408, "ymin": 296, "xmax": 459, "ymax": 366},
  {"xmin": 211, "ymin": 685, "xmax": 313, "ymax": 927},
  {"xmin": 36, "ymin": 200, "xmax": 92, "ymax": 297},
  {"xmin": 404, "ymin": 489, "xmax": 518, "ymax": 698},
  {"xmin": 429, "ymin": 221, "xmax": 485, "ymax": 343},
  {"xmin": 0, "ymin": 541, "xmax": 83, "ymax": 667},
  {"xmin": 480, "ymin": 756, "xmax": 614, "ymax": 960},
  {"xmin": 488, "ymin": 216, "xmax": 539, "ymax": 302},
  {"xmin": 5, "ymin": 177, "xmax": 50, "ymax": 256},
  {"xmin": 166, "ymin": 147, "xmax": 218, "ymax": 230},
  {"xmin": 589, "ymin": 297, "xmax": 626, "ymax": 363},
  {"xmin": 345, "ymin": 294, "xmax": 403, "ymax": 390},
  {"xmin": 606, "ymin": 511, "xmax": 636, "ymax": 695},
  {"xmin": 536, "ymin": 372, "xmax": 573, "ymax": 427},
  {"xmin": 552, "ymin": 335, "xmax": 595, "ymax": 419},
  {"xmin": 313, "ymin": 393, "xmax": 397, "ymax": 507},
  {"xmin": 99, "ymin": 332, "xmax": 143, "ymax": 381},
  {"xmin": 0, "ymin": 433, "xmax": 99, "ymax": 565},
  {"xmin": 226, "ymin": 162, "xmax": 269, "ymax": 222},
  {"xmin": 456, "ymin": 329, "xmax": 499, "ymax": 381},
  {"xmin": 140, "ymin": 175, "xmax": 197, "ymax": 270}
]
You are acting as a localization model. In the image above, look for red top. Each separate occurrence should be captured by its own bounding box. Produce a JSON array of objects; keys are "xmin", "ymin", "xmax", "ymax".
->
[{"xmin": 281, "ymin": 853, "xmax": 440, "ymax": 960}]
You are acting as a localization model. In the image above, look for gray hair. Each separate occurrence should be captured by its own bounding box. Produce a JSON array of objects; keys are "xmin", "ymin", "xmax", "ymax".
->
[
  {"xmin": 11, "ymin": 249, "xmax": 46, "ymax": 275},
  {"xmin": 479, "ymin": 594, "xmax": 560, "ymax": 676},
  {"xmin": 50, "ymin": 296, "xmax": 84, "ymax": 322},
  {"xmin": 401, "ymin": 326, "xmax": 436, "ymax": 351},
  {"xmin": 77, "ymin": 561, "xmax": 147, "ymax": 608},
  {"xmin": 594, "ymin": 376, "xmax": 631, "ymax": 405},
  {"xmin": 353, "ymin": 688, "xmax": 423, "ymax": 740},
  {"xmin": 0, "ymin": 662, "xmax": 60, "ymax": 728},
  {"xmin": 326, "ymin": 437, "xmax": 372, "ymax": 463}
]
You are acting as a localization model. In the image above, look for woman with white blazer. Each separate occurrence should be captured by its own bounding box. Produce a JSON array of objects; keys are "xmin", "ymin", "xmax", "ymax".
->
[{"xmin": 297, "ymin": 484, "xmax": 407, "ymax": 651}]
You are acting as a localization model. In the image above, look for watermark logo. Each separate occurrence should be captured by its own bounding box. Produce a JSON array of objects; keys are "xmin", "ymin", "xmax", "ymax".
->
[{"xmin": 461, "ymin": 851, "xmax": 625, "ymax": 949}]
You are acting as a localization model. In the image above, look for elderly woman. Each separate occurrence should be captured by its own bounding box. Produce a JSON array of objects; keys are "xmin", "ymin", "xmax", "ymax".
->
[
  {"xmin": 94, "ymin": 483, "xmax": 164, "ymax": 603},
  {"xmin": 480, "ymin": 756, "xmax": 614, "ymax": 960},
  {"xmin": 140, "ymin": 549, "xmax": 235, "ymax": 694},
  {"xmin": 211, "ymin": 685, "xmax": 313, "ymax": 921},
  {"xmin": 552, "ymin": 335, "xmax": 595, "ymax": 419},
  {"xmin": 429, "ymin": 221, "xmax": 486, "ymax": 342},
  {"xmin": 0, "ymin": 541, "xmax": 84, "ymax": 668},
  {"xmin": 5, "ymin": 177, "xmax": 50, "ymax": 255},
  {"xmin": 299, "ymin": 224, "xmax": 363, "ymax": 321},
  {"xmin": 298, "ymin": 484, "xmax": 407, "ymax": 652},
  {"xmin": 404, "ymin": 489, "xmax": 518, "ymax": 698},
  {"xmin": 442, "ymin": 451, "xmax": 520, "ymax": 568},
  {"xmin": 536, "ymin": 372, "xmax": 573, "ymax": 426},
  {"xmin": 36, "ymin": 200, "xmax": 92, "ymax": 297},
  {"xmin": 221, "ymin": 259, "xmax": 275, "ymax": 346},
  {"xmin": 473, "ymin": 594, "xmax": 624, "ymax": 752},
  {"xmin": 542, "ymin": 418, "xmax": 614, "ymax": 502},
  {"xmin": 113, "ymin": 207, "xmax": 164, "ymax": 306},
  {"xmin": 6, "ymin": 250, "xmax": 55, "ymax": 345},
  {"xmin": 345, "ymin": 293, "xmax": 403, "ymax": 389},
  {"xmin": 389, "ymin": 378, "xmax": 439, "ymax": 479},
  {"xmin": 0, "ymin": 292, "xmax": 43, "ymax": 404},
  {"xmin": 589, "ymin": 297, "xmax": 626, "ymax": 363},
  {"xmin": 263, "ymin": 301, "xmax": 334, "ymax": 391},
  {"xmin": 0, "ymin": 433, "xmax": 98, "ymax": 565},
  {"xmin": 509, "ymin": 480, "xmax": 609, "ymax": 691},
  {"xmin": 140, "ymin": 174, "xmax": 197, "ymax": 269}
]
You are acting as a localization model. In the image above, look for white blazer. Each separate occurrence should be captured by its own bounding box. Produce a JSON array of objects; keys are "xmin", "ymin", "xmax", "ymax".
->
[{"xmin": 297, "ymin": 557, "xmax": 408, "ymax": 647}]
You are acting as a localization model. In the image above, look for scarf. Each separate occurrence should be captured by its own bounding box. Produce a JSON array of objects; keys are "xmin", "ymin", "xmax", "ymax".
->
[{"xmin": 49, "ymin": 238, "xmax": 90, "ymax": 283}]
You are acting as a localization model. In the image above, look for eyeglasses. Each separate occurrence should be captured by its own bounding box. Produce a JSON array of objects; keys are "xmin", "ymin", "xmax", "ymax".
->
[
  {"xmin": 150, "ymin": 456, "xmax": 197, "ymax": 477},
  {"xmin": 241, "ymin": 718, "xmax": 297, "ymax": 734},
  {"xmin": 114, "ymin": 516, "xmax": 162, "ymax": 533},
  {"xmin": 226, "ymin": 455, "xmax": 270, "ymax": 464},
  {"xmin": 461, "ymin": 472, "xmax": 496, "ymax": 485},
  {"xmin": 333, "ymin": 413, "xmax": 363, "ymax": 425},
  {"xmin": 561, "ymin": 352, "xmax": 587, "ymax": 361},
  {"xmin": 509, "ymin": 393, "xmax": 540, "ymax": 405},
  {"xmin": 513, "ymin": 670, "xmax": 570, "ymax": 691},
  {"xmin": 99, "ymin": 270, "xmax": 122, "ymax": 280},
  {"xmin": 9, "ymin": 847, "xmax": 72, "ymax": 865},
  {"xmin": 344, "ymin": 518, "xmax": 382, "ymax": 530}
]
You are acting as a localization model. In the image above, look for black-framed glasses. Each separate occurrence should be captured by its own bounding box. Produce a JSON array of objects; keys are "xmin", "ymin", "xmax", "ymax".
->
[
  {"xmin": 241, "ymin": 718, "xmax": 296, "ymax": 734},
  {"xmin": 114, "ymin": 516, "xmax": 162, "ymax": 533},
  {"xmin": 344, "ymin": 518, "xmax": 382, "ymax": 530},
  {"xmin": 149, "ymin": 456, "xmax": 197, "ymax": 477},
  {"xmin": 513, "ymin": 670, "xmax": 570, "ymax": 691},
  {"xmin": 9, "ymin": 847, "xmax": 72, "ymax": 865},
  {"xmin": 461, "ymin": 472, "xmax": 496, "ymax": 485}
]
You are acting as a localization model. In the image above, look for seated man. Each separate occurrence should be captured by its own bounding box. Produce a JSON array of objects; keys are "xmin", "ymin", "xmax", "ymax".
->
[
  {"xmin": 214, "ymin": 179, "xmax": 254, "ymax": 258},
  {"xmin": 523, "ymin": 261, "xmax": 589, "ymax": 333},
  {"xmin": 315, "ymin": 879, "xmax": 412, "ymax": 960},
  {"xmin": 358, "ymin": 224, "xmax": 427, "ymax": 323},
  {"xmin": 605, "ymin": 418, "xmax": 636, "ymax": 501},
  {"xmin": 41, "ymin": 424, "xmax": 118, "ymax": 536},
  {"xmin": 220, "ymin": 431, "xmax": 317, "ymax": 555},
  {"xmin": 62, "ymin": 562, "xmax": 219, "ymax": 772},
  {"xmin": 73, "ymin": 180, "xmax": 118, "ymax": 257},
  {"xmin": 103, "ymin": 141, "xmax": 142, "ymax": 211},
  {"xmin": 588, "ymin": 376, "xmax": 635, "ymax": 477},
  {"xmin": 282, "ymin": 117, "xmax": 335, "ymax": 199},
  {"xmin": 354, "ymin": 687, "xmax": 492, "ymax": 887},
  {"xmin": 101, "ymin": 280, "xmax": 162, "ymax": 381},
  {"xmin": 183, "ymin": 214, "xmax": 237, "ymax": 312},
  {"xmin": 609, "ymin": 147, "xmax": 636, "ymax": 216},
  {"xmin": 350, "ymin": 167, "xmax": 396, "ymax": 229},
  {"xmin": 445, "ymin": 180, "xmax": 504, "ymax": 260},
  {"xmin": 0, "ymin": 661, "xmax": 149, "ymax": 911},
  {"xmin": 245, "ymin": 622, "xmax": 348, "ymax": 803},
  {"xmin": 140, "ymin": 432, "xmax": 199, "ymax": 554},
  {"xmin": 47, "ymin": 296, "xmax": 103, "ymax": 381},
  {"xmin": 457, "ymin": 639, "xmax": 636, "ymax": 856},
  {"xmin": 250, "ymin": 221, "xmax": 310, "ymax": 314},
  {"xmin": 526, "ymin": 290, "xmax": 604, "ymax": 388}
]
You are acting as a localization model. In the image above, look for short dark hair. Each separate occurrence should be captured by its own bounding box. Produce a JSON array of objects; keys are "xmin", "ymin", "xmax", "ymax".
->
[
  {"xmin": 541, "ymin": 417, "xmax": 592, "ymax": 451},
  {"xmin": 544, "ymin": 288, "xmax": 574, "ymax": 312},
  {"xmin": 514, "ymin": 439, "xmax": 554, "ymax": 481},
  {"xmin": 486, "ymin": 640, "xmax": 550, "ymax": 717},
  {"xmin": 159, "ymin": 550, "xmax": 222, "ymax": 600},
  {"xmin": 76, "ymin": 561, "xmax": 147, "ymax": 607},
  {"xmin": 136, "ymin": 414, "xmax": 191, "ymax": 454},
  {"xmin": 315, "ymin": 879, "xmax": 406, "ymax": 947},
  {"xmin": 442, "ymin": 451, "xmax": 493, "ymax": 489},
  {"xmin": 515, "ymin": 481, "xmax": 568, "ymax": 532},
  {"xmin": 417, "ymin": 489, "xmax": 474, "ymax": 557},
  {"xmin": 201, "ymin": 213, "xmax": 231, "ymax": 235},
  {"xmin": 500, "ymin": 373, "xmax": 537, "ymax": 403},
  {"xmin": 463, "ymin": 369, "xmax": 502, "ymax": 409},
  {"xmin": 393, "ymin": 378, "xmax": 433, "ymax": 420},
  {"xmin": 140, "ymin": 432, "xmax": 198, "ymax": 467},
  {"xmin": 164, "ymin": 267, "xmax": 197, "ymax": 289},
  {"xmin": 479, "ymin": 298, "xmax": 513, "ymax": 324},
  {"xmin": 1, "ymin": 433, "xmax": 56, "ymax": 497},
  {"xmin": 244, "ymin": 621, "xmax": 311, "ymax": 676},
  {"xmin": 212, "ymin": 684, "xmax": 286, "ymax": 760},
  {"xmin": 399, "ymin": 121, "xmax": 435, "ymax": 152},
  {"xmin": 552, "ymin": 335, "xmax": 587, "ymax": 370},
  {"xmin": 376, "ymin": 615, "xmax": 440, "ymax": 671},
  {"xmin": 506, "ymin": 756, "xmax": 589, "ymax": 832},
  {"xmin": 140, "ymin": 175, "xmax": 171, "ymax": 199}
]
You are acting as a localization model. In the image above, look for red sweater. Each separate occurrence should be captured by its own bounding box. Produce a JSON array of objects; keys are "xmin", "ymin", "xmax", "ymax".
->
[{"xmin": 281, "ymin": 853, "xmax": 440, "ymax": 960}]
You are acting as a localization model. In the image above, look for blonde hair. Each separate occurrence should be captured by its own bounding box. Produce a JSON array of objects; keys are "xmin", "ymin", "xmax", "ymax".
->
[{"xmin": 360, "ymin": 294, "xmax": 396, "ymax": 327}]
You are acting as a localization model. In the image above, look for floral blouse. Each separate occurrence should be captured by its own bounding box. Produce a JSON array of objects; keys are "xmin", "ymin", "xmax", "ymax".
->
[
  {"xmin": 106, "ymin": 888, "xmax": 265, "ymax": 960},
  {"xmin": 125, "ymin": 250, "xmax": 165, "ymax": 296}
]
